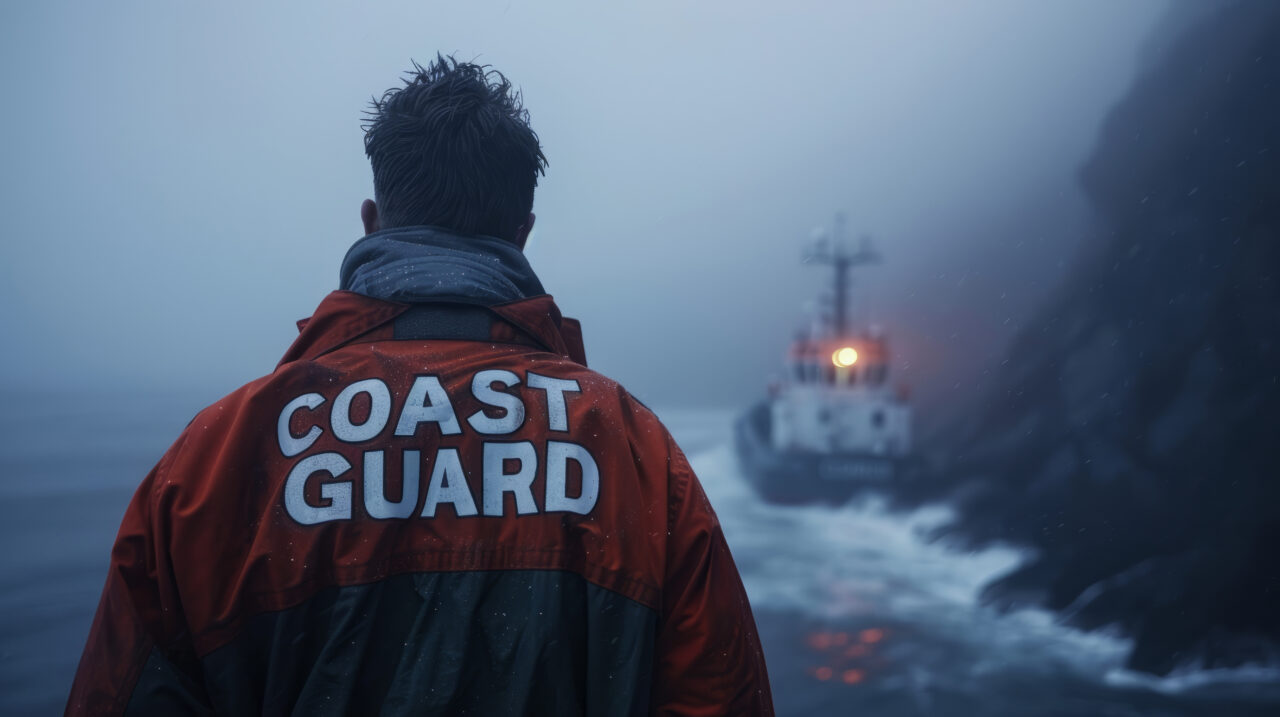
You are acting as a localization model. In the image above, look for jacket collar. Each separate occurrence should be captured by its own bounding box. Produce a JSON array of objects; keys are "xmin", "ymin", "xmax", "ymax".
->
[
  {"xmin": 282, "ymin": 227, "xmax": 584, "ymax": 368},
  {"xmin": 278, "ymin": 291, "xmax": 587, "ymax": 368},
  {"xmin": 338, "ymin": 225, "xmax": 545, "ymax": 305}
]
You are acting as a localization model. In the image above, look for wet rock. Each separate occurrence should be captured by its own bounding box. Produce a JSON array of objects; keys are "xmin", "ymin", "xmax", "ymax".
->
[{"xmin": 928, "ymin": 0, "xmax": 1280, "ymax": 676}]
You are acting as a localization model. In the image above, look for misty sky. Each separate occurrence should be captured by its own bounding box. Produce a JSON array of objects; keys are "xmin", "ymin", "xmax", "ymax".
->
[{"xmin": 0, "ymin": 0, "xmax": 1175, "ymax": 410}]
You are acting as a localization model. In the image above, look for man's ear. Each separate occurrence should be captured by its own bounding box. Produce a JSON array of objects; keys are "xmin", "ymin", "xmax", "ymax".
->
[
  {"xmin": 361, "ymin": 199, "xmax": 380, "ymax": 236},
  {"xmin": 513, "ymin": 212, "xmax": 536, "ymax": 251}
]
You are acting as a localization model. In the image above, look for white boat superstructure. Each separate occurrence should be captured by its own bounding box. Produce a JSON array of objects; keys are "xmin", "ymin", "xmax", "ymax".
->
[{"xmin": 770, "ymin": 336, "xmax": 911, "ymax": 457}]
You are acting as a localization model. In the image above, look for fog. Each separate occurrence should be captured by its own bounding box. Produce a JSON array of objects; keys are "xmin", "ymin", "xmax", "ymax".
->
[
  {"xmin": 12, "ymin": 5, "xmax": 1280, "ymax": 714},
  {"xmin": 0, "ymin": 0, "xmax": 1170, "ymax": 411}
]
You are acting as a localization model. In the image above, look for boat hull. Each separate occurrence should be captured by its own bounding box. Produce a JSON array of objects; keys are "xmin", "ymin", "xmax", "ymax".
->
[{"xmin": 733, "ymin": 402, "xmax": 897, "ymax": 504}]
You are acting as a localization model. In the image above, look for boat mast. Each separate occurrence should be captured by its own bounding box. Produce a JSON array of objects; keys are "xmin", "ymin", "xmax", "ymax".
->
[{"xmin": 806, "ymin": 213, "xmax": 879, "ymax": 336}]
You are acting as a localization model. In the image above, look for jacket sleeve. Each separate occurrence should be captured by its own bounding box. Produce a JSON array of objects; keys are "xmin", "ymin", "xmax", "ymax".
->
[
  {"xmin": 65, "ymin": 443, "xmax": 212, "ymax": 716},
  {"xmin": 651, "ymin": 435, "xmax": 774, "ymax": 716}
]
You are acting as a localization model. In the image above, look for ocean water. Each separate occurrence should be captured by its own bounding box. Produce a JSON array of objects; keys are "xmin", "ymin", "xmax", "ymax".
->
[
  {"xmin": 1, "ymin": 392, "xmax": 1277, "ymax": 716},
  {"xmin": 0, "ymin": 389, "xmax": 216, "ymax": 716},
  {"xmin": 664, "ymin": 411, "xmax": 1280, "ymax": 716}
]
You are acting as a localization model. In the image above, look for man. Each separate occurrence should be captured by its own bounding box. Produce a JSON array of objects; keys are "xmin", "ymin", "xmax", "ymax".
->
[{"xmin": 66, "ymin": 55, "xmax": 773, "ymax": 716}]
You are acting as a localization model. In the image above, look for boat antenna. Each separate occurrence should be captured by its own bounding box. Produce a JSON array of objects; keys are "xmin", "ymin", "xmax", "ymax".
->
[{"xmin": 804, "ymin": 213, "xmax": 880, "ymax": 336}]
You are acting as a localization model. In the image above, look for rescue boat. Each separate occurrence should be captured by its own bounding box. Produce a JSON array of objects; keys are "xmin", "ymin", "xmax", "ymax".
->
[{"xmin": 734, "ymin": 216, "xmax": 912, "ymax": 504}]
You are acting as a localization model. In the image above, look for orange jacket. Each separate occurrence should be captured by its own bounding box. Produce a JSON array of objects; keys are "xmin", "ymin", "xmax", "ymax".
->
[{"xmin": 67, "ymin": 290, "xmax": 773, "ymax": 716}]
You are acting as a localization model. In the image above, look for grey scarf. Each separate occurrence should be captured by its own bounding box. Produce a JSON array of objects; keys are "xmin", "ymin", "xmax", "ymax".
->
[{"xmin": 339, "ymin": 225, "xmax": 544, "ymax": 305}]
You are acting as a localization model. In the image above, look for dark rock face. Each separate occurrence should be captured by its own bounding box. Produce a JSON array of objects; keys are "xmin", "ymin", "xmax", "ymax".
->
[{"xmin": 937, "ymin": 1, "xmax": 1280, "ymax": 675}]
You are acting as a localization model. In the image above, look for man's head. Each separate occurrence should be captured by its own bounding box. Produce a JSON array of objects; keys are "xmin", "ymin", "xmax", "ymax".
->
[{"xmin": 360, "ymin": 54, "xmax": 547, "ymax": 246}]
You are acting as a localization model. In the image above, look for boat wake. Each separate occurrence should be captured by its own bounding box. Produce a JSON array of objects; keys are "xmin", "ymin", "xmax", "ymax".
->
[{"xmin": 661, "ymin": 408, "xmax": 1280, "ymax": 706}]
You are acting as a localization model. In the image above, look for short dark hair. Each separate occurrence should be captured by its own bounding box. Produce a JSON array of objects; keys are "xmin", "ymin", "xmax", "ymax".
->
[{"xmin": 362, "ymin": 55, "xmax": 547, "ymax": 240}]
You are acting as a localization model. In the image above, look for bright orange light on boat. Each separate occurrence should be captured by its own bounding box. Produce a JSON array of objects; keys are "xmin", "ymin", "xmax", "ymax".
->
[{"xmin": 832, "ymin": 347, "xmax": 858, "ymax": 367}]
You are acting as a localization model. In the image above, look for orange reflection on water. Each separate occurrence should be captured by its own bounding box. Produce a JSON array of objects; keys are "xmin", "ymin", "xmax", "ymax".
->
[
  {"xmin": 844, "ymin": 643, "xmax": 870, "ymax": 658},
  {"xmin": 807, "ymin": 632, "xmax": 833, "ymax": 650},
  {"xmin": 859, "ymin": 628, "xmax": 885, "ymax": 644},
  {"xmin": 806, "ymin": 626, "xmax": 888, "ymax": 686}
]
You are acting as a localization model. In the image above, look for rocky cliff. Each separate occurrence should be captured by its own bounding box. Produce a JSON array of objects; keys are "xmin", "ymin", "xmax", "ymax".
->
[{"xmin": 935, "ymin": 1, "xmax": 1280, "ymax": 675}]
